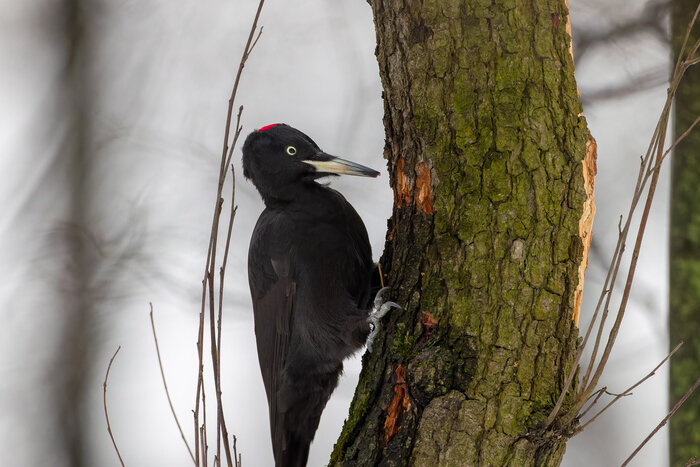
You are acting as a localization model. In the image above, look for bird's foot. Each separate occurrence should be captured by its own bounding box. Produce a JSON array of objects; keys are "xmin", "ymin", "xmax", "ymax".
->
[{"xmin": 366, "ymin": 287, "xmax": 401, "ymax": 353}]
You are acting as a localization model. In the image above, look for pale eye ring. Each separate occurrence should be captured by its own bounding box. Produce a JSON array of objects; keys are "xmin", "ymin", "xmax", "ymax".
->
[{"xmin": 286, "ymin": 146, "xmax": 297, "ymax": 156}]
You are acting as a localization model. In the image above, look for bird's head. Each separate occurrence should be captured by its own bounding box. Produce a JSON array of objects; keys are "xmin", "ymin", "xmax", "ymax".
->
[{"xmin": 242, "ymin": 123, "xmax": 379, "ymax": 203}]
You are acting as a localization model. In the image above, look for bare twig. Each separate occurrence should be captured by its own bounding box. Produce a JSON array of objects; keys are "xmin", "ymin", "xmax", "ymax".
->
[
  {"xmin": 576, "ymin": 341, "xmax": 683, "ymax": 433},
  {"xmin": 212, "ymin": 112, "xmax": 242, "ymax": 466},
  {"xmin": 547, "ymin": 131, "xmax": 661, "ymax": 425},
  {"xmin": 246, "ymin": 27, "xmax": 264, "ymax": 61},
  {"xmin": 581, "ymin": 96, "xmax": 667, "ymax": 396},
  {"xmin": 150, "ymin": 304, "xmax": 196, "ymax": 464},
  {"xmin": 546, "ymin": 3, "xmax": 700, "ymax": 428},
  {"xmin": 195, "ymin": 257, "xmax": 209, "ymax": 467},
  {"xmin": 546, "ymin": 88, "xmax": 662, "ymax": 427},
  {"xmin": 660, "ymin": 113, "xmax": 700, "ymax": 164},
  {"xmin": 201, "ymin": 425, "xmax": 208, "ymax": 467},
  {"xmin": 202, "ymin": 382, "xmax": 208, "ymax": 466},
  {"xmin": 685, "ymin": 456, "xmax": 700, "ymax": 467},
  {"xmin": 232, "ymin": 435, "xmax": 242, "ymax": 467},
  {"xmin": 621, "ymin": 376, "xmax": 700, "ymax": 466},
  {"xmin": 194, "ymin": 1, "xmax": 266, "ymax": 466},
  {"xmin": 584, "ymin": 146, "xmax": 665, "ymax": 392},
  {"xmin": 224, "ymin": 106, "xmax": 244, "ymax": 171},
  {"xmin": 577, "ymin": 386, "xmax": 606, "ymax": 421},
  {"xmin": 103, "ymin": 346, "xmax": 125, "ymax": 467},
  {"xmin": 579, "ymin": 4, "xmax": 700, "ymax": 407}
]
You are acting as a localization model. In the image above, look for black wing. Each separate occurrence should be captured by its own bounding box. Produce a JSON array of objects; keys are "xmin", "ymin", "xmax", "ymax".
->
[
  {"xmin": 248, "ymin": 190, "xmax": 377, "ymax": 466},
  {"xmin": 248, "ymin": 211, "xmax": 294, "ymax": 442},
  {"xmin": 250, "ymin": 210, "xmax": 320, "ymax": 466}
]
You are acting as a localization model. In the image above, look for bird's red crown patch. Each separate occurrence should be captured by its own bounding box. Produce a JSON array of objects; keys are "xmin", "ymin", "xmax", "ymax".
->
[{"xmin": 258, "ymin": 123, "xmax": 280, "ymax": 132}]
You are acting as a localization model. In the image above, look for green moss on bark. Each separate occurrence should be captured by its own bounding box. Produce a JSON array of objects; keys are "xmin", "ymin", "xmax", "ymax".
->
[{"xmin": 332, "ymin": 0, "xmax": 589, "ymax": 464}]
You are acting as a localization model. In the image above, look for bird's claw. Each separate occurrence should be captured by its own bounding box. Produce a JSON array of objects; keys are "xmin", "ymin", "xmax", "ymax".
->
[
  {"xmin": 366, "ymin": 287, "xmax": 401, "ymax": 353},
  {"xmin": 373, "ymin": 286, "xmax": 390, "ymax": 310}
]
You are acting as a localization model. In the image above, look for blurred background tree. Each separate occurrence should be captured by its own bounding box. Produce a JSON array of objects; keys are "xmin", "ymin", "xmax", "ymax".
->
[
  {"xmin": 670, "ymin": 0, "xmax": 700, "ymax": 464},
  {"xmin": 53, "ymin": 1, "xmax": 93, "ymax": 465}
]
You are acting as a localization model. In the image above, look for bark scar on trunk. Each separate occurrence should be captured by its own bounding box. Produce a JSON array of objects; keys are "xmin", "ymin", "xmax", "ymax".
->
[
  {"xmin": 574, "ymin": 135, "xmax": 597, "ymax": 325},
  {"xmin": 564, "ymin": 2, "xmax": 596, "ymax": 326},
  {"xmin": 395, "ymin": 158, "xmax": 435, "ymax": 215},
  {"xmin": 416, "ymin": 162, "xmax": 435, "ymax": 215},
  {"xmin": 418, "ymin": 310, "xmax": 438, "ymax": 345},
  {"xmin": 382, "ymin": 363, "xmax": 411, "ymax": 447},
  {"xmin": 396, "ymin": 157, "xmax": 411, "ymax": 208}
]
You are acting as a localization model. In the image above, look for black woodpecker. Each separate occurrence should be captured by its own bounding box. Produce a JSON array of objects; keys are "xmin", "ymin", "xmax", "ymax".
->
[{"xmin": 242, "ymin": 123, "xmax": 395, "ymax": 467}]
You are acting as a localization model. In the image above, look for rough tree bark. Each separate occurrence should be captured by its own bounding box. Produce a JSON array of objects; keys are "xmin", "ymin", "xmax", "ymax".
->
[
  {"xmin": 331, "ymin": 0, "xmax": 593, "ymax": 465},
  {"xmin": 669, "ymin": 0, "xmax": 700, "ymax": 464}
]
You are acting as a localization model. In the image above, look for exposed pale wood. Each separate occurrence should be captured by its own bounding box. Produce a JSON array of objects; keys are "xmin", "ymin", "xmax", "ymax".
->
[{"xmin": 574, "ymin": 135, "xmax": 597, "ymax": 325}]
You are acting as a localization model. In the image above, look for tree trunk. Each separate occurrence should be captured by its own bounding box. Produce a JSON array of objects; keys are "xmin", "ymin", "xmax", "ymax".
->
[
  {"xmin": 669, "ymin": 0, "xmax": 700, "ymax": 464},
  {"xmin": 51, "ymin": 1, "xmax": 95, "ymax": 465},
  {"xmin": 331, "ymin": 0, "xmax": 592, "ymax": 465}
]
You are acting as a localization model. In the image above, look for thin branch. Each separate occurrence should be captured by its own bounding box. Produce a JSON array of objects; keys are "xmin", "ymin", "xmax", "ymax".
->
[
  {"xmin": 685, "ymin": 456, "xmax": 700, "ymax": 467},
  {"xmin": 150, "ymin": 304, "xmax": 196, "ymax": 464},
  {"xmin": 580, "ymin": 6, "xmax": 700, "ymax": 404},
  {"xmin": 584, "ymin": 139, "xmax": 665, "ymax": 395},
  {"xmin": 207, "ymin": 213, "xmax": 224, "ymax": 463},
  {"xmin": 201, "ymin": 425, "xmax": 208, "ymax": 467},
  {"xmin": 577, "ymin": 386, "xmax": 606, "ymax": 421},
  {"xmin": 103, "ymin": 346, "xmax": 125, "ymax": 467},
  {"xmin": 660, "ymin": 113, "xmax": 700, "ymax": 164},
  {"xmin": 547, "ymin": 136, "xmax": 653, "ymax": 426},
  {"xmin": 216, "ymin": 112, "xmax": 243, "ymax": 415},
  {"xmin": 202, "ymin": 380, "xmax": 208, "ymax": 466},
  {"xmin": 601, "ymin": 388, "xmax": 633, "ymax": 398},
  {"xmin": 621, "ymin": 376, "xmax": 700, "ymax": 466},
  {"xmin": 232, "ymin": 435, "xmax": 242, "ymax": 467},
  {"xmin": 194, "ymin": 244, "xmax": 211, "ymax": 467},
  {"xmin": 580, "ymin": 29, "xmax": 700, "ymax": 398},
  {"xmin": 672, "ymin": 6, "xmax": 700, "ymax": 73},
  {"xmin": 194, "ymin": 1, "xmax": 265, "ymax": 466},
  {"xmin": 245, "ymin": 27, "xmax": 264, "ymax": 62},
  {"xmin": 582, "ymin": 101, "xmax": 666, "ymax": 394},
  {"xmin": 546, "ymin": 3, "xmax": 700, "ymax": 428},
  {"xmin": 219, "ymin": 109, "xmax": 242, "ymax": 366},
  {"xmin": 207, "ymin": 4, "xmax": 265, "ymax": 464},
  {"xmin": 224, "ymin": 106, "xmax": 244, "ymax": 175},
  {"xmin": 216, "ymin": 165, "xmax": 238, "ymax": 407},
  {"xmin": 576, "ymin": 341, "xmax": 683, "ymax": 433},
  {"xmin": 583, "ymin": 225, "xmax": 630, "ymax": 387},
  {"xmin": 194, "ymin": 249, "xmax": 215, "ymax": 462},
  {"xmin": 549, "ymin": 118, "xmax": 665, "ymax": 425}
]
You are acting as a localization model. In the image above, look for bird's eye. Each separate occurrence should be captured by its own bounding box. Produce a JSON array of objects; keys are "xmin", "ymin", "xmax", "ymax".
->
[{"xmin": 286, "ymin": 146, "xmax": 297, "ymax": 156}]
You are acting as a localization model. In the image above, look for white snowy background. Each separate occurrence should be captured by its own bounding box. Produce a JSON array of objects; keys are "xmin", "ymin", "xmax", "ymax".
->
[{"xmin": 0, "ymin": 1, "xmax": 672, "ymax": 466}]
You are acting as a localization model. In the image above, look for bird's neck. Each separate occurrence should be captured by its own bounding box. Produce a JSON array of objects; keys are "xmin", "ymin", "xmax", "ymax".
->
[{"xmin": 260, "ymin": 180, "xmax": 329, "ymax": 209}]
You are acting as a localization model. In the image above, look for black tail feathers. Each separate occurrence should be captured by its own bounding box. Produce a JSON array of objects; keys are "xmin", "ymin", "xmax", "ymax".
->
[{"xmin": 275, "ymin": 433, "xmax": 310, "ymax": 467}]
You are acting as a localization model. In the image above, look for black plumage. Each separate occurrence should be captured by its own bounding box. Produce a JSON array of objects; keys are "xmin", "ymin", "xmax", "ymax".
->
[{"xmin": 242, "ymin": 123, "xmax": 381, "ymax": 467}]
